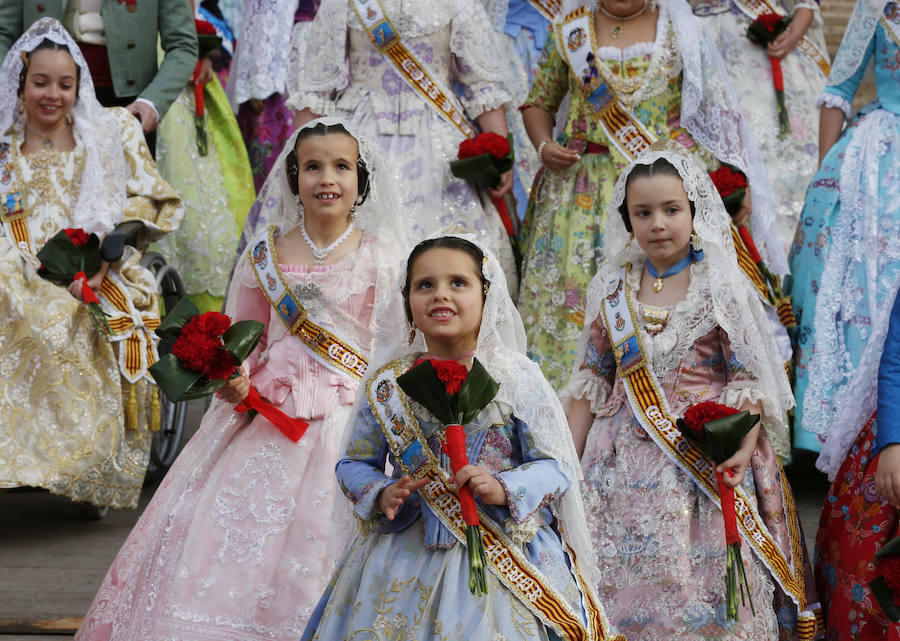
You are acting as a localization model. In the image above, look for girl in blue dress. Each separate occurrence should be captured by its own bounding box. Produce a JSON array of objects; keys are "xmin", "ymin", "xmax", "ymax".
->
[
  {"xmin": 789, "ymin": 0, "xmax": 900, "ymax": 462},
  {"xmin": 300, "ymin": 234, "xmax": 619, "ymax": 641}
]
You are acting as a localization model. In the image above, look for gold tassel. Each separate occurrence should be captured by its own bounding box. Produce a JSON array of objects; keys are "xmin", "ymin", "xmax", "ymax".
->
[
  {"xmin": 125, "ymin": 381, "xmax": 138, "ymax": 431},
  {"xmin": 150, "ymin": 386, "xmax": 161, "ymax": 432}
]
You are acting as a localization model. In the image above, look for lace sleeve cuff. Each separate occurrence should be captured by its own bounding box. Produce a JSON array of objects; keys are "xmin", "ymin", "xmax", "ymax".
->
[
  {"xmin": 350, "ymin": 477, "xmax": 395, "ymax": 522},
  {"xmin": 458, "ymin": 86, "xmax": 512, "ymax": 119},
  {"xmin": 792, "ymin": 1, "xmax": 819, "ymax": 11},
  {"xmin": 816, "ymin": 92, "xmax": 852, "ymax": 119},
  {"xmin": 559, "ymin": 370, "xmax": 612, "ymax": 414},
  {"xmin": 718, "ymin": 381, "xmax": 765, "ymax": 410},
  {"xmin": 285, "ymin": 91, "xmax": 337, "ymax": 117}
]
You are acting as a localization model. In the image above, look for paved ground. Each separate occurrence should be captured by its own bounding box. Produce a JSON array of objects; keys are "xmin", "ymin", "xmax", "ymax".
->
[{"xmin": 0, "ymin": 405, "xmax": 830, "ymax": 638}]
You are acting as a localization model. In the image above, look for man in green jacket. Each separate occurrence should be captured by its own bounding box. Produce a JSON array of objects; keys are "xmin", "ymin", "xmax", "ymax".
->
[{"xmin": 0, "ymin": 0, "xmax": 198, "ymax": 138}]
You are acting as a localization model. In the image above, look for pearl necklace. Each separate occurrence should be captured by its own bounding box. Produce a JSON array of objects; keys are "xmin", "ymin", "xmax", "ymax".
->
[
  {"xmin": 300, "ymin": 218, "xmax": 355, "ymax": 266},
  {"xmin": 597, "ymin": 0, "xmax": 649, "ymax": 38}
]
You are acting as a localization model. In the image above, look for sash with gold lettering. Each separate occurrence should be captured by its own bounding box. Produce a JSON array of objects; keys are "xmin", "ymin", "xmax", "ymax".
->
[
  {"xmin": 732, "ymin": 0, "xmax": 831, "ymax": 76},
  {"xmin": 599, "ymin": 267, "xmax": 819, "ymax": 639},
  {"xmin": 350, "ymin": 0, "xmax": 475, "ymax": 140},
  {"xmin": 366, "ymin": 360, "xmax": 621, "ymax": 641},
  {"xmin": 527, "ymin": 0, "xmax": 562, "ymax": 20},
  {"xmin": 556, "ymin": 8, "xmax": 658, "ymax": 160},
  {"xmin": 250, "ymin": 227, "xmax": 368, "ymax": 382},
  {"xmin": 0, "ymin": 142, "xmax": 159, "ymax": 385},
  {"xmin": 730, "ymin": 225, "xmax": 796, "ymax": 329}
]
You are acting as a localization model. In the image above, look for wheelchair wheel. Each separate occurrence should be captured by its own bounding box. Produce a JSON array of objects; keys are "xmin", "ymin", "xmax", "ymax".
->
[{"xmin": 141, "ymin": 252, "xmax": 188, "ymax": 473}]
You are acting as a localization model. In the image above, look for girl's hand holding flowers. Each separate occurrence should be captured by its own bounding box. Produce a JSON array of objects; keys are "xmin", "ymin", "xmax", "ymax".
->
[
  {"xmin": 454, "ymin": 465, "xmax": 505, "ymax": 505},
  {"xmin": 488, "ymin": 169, "xmax": 514, "ymax": 199},
  {"xmin": 716, "ymin": 421, "xmax": 761, "ymax": 489},
  {"xmin": 218, "ymin": 365, "xmax": 250, "ymax": 404},
  {"xmin": 379, "ymin": 476, "xmax": 429, "ymax": 520}
]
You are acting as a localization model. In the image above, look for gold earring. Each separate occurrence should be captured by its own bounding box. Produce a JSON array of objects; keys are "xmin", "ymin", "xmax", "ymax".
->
[
  {"xmin": 408, "ymin": 324, "xmax": 416, "ymax": 345},
  {"xmin": 66, "ymin": 111, "xmax": 73, "ymax": 125},
  {"xmin": 690, "ymin": 231, "xmax": 701, "ymax": 252},
  {"xmin": 16, "ymin": 97, "xmax": 24, "ymax": 118}
]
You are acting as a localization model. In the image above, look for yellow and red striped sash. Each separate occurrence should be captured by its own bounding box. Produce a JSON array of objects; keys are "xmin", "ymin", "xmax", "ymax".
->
[
  {"xmin": 250, "ymin": 228, "xmax": 368, "ymax": 383},
  {"xmin": 0, "ymin": 142, "xmax": 38, "ymax": 266},
  {"xmin": 599, "ymin": 267, "xmax": 818, "ymax": 638},
  {"xmin": 351, "ymin": 0, "xmax": 475, "ymax": 140},
  {"xmin": 556, "ymin": 8, "xmax": 657, "ymax": 160},
  {"xmin": 733, "ymin": 0, "xmax": 831, "ymax": 76},
  {"xmin": 731, "ymin": 225, "xmax": 796, "ymax": 329},
  {"xmin": 527, "ymin": 0, "xmax": 562, "ymax": 20},
  {"xmin": 97, "ymin": 272, "xmax": 161, "ymax": 383},
  {"xmin": 367, "ymin": 362, "xmax": 621, "ymax": 641}
]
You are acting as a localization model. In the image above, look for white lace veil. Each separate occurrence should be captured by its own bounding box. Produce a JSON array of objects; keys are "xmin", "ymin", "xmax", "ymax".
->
[
  {"xmin": 0, "ymin": 18, "xmax": 126, "ymax": 236},
  {"xmin": 826, "ymin": 0, "xmax": 889, "ymax": 88},
  {"xmin": 237, "ymin": 115, "xmax": 407, "ymax": 254},
  {"xmin": 559, "ymin": 0, "xmax": 788, "ymax": 274},
  {"xmin": 575, "ymin": 143, "xmax": 794, "ymax": 457},
  {"xmin": 806, "ymin": 107, "xmax": 900, "ymax": 480},
  {"xmin": 351, "ymin": 229, "xmax": 601, "ymax": 586}
]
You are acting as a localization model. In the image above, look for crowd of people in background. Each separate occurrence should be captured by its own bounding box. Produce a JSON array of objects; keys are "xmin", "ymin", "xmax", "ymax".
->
[{"xmin": 0, "ymin": 0, "xmax": 898, "ymax": 638}]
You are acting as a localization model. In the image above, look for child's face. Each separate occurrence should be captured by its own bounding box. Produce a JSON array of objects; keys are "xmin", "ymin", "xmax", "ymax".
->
[
  {"xmin": 294, "ymin": 132, "xmax": 359, "ymax": 224},
  {"xmin": 22, "ymin": 49, "xmax": 78, "ymax": 132},
  {"xmin": 407, "ymin": 248, "xmax": 484, "ymax": 357},
  {"xmin": 625, "ymin": 173, "xmax": 693, "ymax": 269}
]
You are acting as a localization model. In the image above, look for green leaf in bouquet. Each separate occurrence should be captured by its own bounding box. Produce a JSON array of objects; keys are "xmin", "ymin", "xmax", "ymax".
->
[
  {"xmin": 36, "ymin": 230, "xmax": 102, "ymax": 281},
  {"xmin": 149, "ymin": 352, "xmax": 207, "ymax": 402},
  {"xmin": 197, "ymin": 33, "xmax": 223, "ymax": 59},
  {"xmin": 223, "ymin": 319, "xmax": 265, "ymax": 362},
  {"xmin": 456, "ymin": 359, "xmax": 500, "ymax": 424},
  {"xmin": 154, "ymin": 297, "xmax": 201, "ymax": 352},
  {"xmin": 876, "ymin": 536, "xmax": 900, "ymax": 559},
  {"xmin": 398, "ymin": 361, "xmax": 455, "ymax": 425},
  {"xmin": 702, "ymin": 410, "xmax": 760, "ymax": 464},
  {"xmin": 450, "ymin": 154, "xmax": 504, "ymax": 190},
  {"xmin": 870, "ymin": 576, "xmax": 900, "ymax": 622}
]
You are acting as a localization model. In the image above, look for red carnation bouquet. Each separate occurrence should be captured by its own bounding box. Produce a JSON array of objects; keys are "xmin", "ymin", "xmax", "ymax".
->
[
  {"xmin": 150, "ymin": 298, "xmax": 309, "ymax": 441},
  {"xmin": 747, "ymin": 13, "xmax": 793, "ymax": 139},
  {"xmin": 677, "ymin": 401, "xmax": 760, "ymax": 622},
  {"xmin": 450, "ymin": 133, "xmax": 519, "ymax": 259},
  {"xmin": 708, "ymin": 164, "xmax": 748, "ymax": 217},
  {"xmin": 398, "ymin": 357, "xmax": 500, "ymax": 595},
  {"xmin": 191, "ymin": 19, "xmax": 223, "ymax": 156},
  {"xmin": 36, "ymin": 228, "xmax": 110, "ymax": 334},
  {"xmin": 871, "ymin": 536, "xmax": 900, "ymax": 620}
]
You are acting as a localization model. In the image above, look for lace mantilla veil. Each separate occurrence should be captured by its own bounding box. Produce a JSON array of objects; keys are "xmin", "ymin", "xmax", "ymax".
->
[
  {"xmin": 0, "ymin": 18, "xmax": 127, "ymax": 236},
  {"xmin": 826, "ymin": 0, "xmax": 889, "ymax": 89},
  {"xmin": 572, "ymin": 143, "xmax": 795, "ymax": 457},
  {"xmin": 236, "ymin": 116, "xmax": 408, "ymax": 256},
  {"xmin": 557, "ymin": 0, "xmax": 788, "ymax": 274},
  {"xmin": 343, "ymin": 229, "xmax": 603, "ymax": 589}
]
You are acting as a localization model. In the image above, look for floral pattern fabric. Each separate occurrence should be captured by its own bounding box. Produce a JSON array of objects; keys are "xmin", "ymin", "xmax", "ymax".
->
[{"xmin": 814, "ymin": 415, "xmax": 900, "ymax": 640}]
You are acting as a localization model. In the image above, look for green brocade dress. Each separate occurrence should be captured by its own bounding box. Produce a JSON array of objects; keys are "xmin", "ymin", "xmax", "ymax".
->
[{"xmin": 518, "ymin": 10, "xmax": 709, "ymax": 389}]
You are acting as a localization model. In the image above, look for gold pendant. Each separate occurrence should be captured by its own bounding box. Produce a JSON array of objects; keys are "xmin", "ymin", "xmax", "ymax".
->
[
  {"xmin": 653, "ymin": 277, "xmax": 663, "ymax": 293},
  {"xmin": 611, "ymin": 24, "xmax": 623, "ymax": 38}
]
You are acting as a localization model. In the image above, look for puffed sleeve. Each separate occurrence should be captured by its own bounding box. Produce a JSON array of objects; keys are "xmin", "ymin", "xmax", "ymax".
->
[
  {"xmin": 876, "ymin": 292, "xmax": 900, "ymax": 455},
  {"xmin": 112, "ymin": 107, "xmax": 184, "ymax": 241},
  {"xmin": 225, "ymin": 255, "xmax": 272, "ymax": 377},
  {"xmin": 449, "ymin": 0, "xmax": 512, "ymax": 117},
  {"xmin": 717, "ymin": 327, "xmax": 765, "ymax": 409},
  {"xmin": 336, "ymin": 401, "xmax": 420, "ymax": 533},
  {"xmin": 818, "ymin": 27, "xmax": 875, "ymax": 119},
  {"xmin": 494, "ymin": 416, "xmax": 571, "ymax": 525},
  {"xmin": 520, "ymin": 29, "xmax": 570, "ymax": 116},
  {"xmin": 559, "ymin": 313, "xmax": 616, "ymax": 413}
]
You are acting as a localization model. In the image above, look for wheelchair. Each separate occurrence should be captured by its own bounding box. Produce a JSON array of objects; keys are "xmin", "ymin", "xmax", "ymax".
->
[{"xmin": 107, "ymin": 221, "xmax": 188, "ymax": 479}]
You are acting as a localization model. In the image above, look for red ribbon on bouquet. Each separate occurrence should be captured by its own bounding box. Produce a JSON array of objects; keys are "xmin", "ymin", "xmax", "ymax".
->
[
  {"xmin": 234, "ymin": 386, "xmax": 309, "ymax": 442},
  {"xmin": 442, "ymin": 423, "xmax": 478, "ymax": 526},
  {"xmin": 73, "ymin": 270, "xmax": 100, "ymax": 306}
]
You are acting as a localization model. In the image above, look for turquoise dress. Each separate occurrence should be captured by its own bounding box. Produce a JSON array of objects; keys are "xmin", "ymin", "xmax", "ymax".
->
[
  {"xmin": 789, "ymin": 9, "xmax": 900, "ymax": 451},
  {"xmin": 300, "ymin": 364, "xmax": 589, "ymax": 641}
]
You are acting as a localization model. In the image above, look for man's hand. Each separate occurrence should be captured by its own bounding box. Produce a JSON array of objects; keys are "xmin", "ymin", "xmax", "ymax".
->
[{"xmin": 126, "ymin": 101, "xmax": 159, "ymax": 133}]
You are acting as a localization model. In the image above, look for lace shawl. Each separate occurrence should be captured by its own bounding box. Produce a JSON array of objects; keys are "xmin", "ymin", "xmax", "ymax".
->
[{"xmin": 826, "ymin": 0, "xmax": 890, "ymax": 88}]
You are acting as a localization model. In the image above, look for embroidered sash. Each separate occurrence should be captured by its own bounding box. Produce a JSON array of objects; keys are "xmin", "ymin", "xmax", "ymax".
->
[
  {"xmin": 599, "ymin": 267, "xmax": 818, "ymax": 639},
  {"xmin": 527, "ymin": 0, "xmax": 562, "ymax": 20},
  {"xmin": 732, "ymin": 0, "xmax": 831, "ymax": 76},
  {"xmin": 556, "ymin": 8, "xmax": 658, "ymax": 160},
  {"xmin": 351, "ymin": 0, "xmax": 475, "ymax": 140},
  {"xmin": 730, "ymin": 225, "xmax": 796, "ymax": 329},
  {"xmin": 250, "ymin": 227, "xmax": 367, "ymax": 383},
  {"xmin": 881, "ymin": 4, "xmax": 900, "ymax": 49},
  {"xmin": 0, "ymin": 142, "xmax": 36, "ymax": 265},
  {"xmin": 366, "ymin": 361, "xmax": 620, "ymax": 641}
]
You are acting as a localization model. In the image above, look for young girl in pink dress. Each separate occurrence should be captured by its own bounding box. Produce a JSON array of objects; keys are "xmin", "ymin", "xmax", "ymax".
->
[
  {"xmin": 562, "ymin": 144, "xmax": 819, "ymax": 640},
  {"xmin": 76, "ymin": 117, "xmax": 405, "ymax": 640}
]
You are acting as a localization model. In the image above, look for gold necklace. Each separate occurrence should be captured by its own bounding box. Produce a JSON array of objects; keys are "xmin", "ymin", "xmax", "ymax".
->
[
  {"xmin": 25, "ymin": 120, "xmax": 69, "ymax": 150},
  {"xmin": 597, "ymin": 0, "xmax": 649, "ymax": 38}
]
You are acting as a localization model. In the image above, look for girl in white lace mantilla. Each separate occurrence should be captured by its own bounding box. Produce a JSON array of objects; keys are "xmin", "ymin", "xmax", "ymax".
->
[
  {"xmin": 562, "ymin": 145, "xmax": 817, "ymax": 640},
  {"xmin": 77, "ymin": 118, "xmax": 406, "ymax": 640}
]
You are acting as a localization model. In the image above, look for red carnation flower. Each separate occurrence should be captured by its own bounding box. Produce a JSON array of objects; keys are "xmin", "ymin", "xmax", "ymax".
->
[
  {"xmin": 709, "ymin": 166, "xmax": 748, "ymax": 198},
  {"xmin": 682, "ymin": 401, "xmax": 741, "ymax": 437},
  {"xmin": 195, "ymin": 19, "xmax": 217, "ymax": 35},
  {"xmin": 756, "ymin": 13, "xmax": 783, "ymax": 32},
  {"xmin": 457, "ymin": 132, "xmax": 511, "ymax": 160},
  {"xmin": 171, "ymin": 312, "xmax": 236, "ymax": 380},
  {"xmin": 63, "ymin": 228, "xmax": 90, "ymax": 248},
  {"xmin": 430, "ymin": 358, "xmax": 470, "ymax": 396}
]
